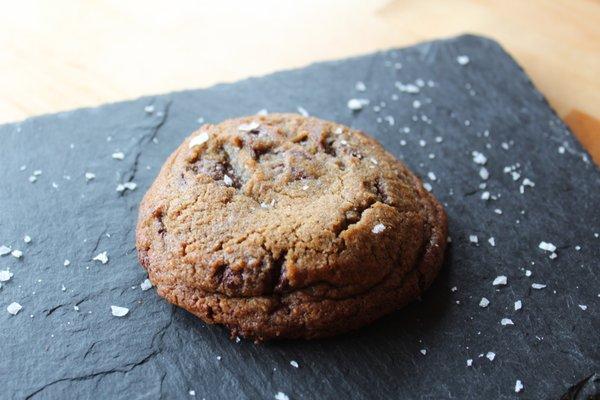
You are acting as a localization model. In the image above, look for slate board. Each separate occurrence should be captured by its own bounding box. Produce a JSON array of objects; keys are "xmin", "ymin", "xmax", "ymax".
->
[{"xmin": 0, "ymin": 35, "xmax": 599, "ymax": 400}]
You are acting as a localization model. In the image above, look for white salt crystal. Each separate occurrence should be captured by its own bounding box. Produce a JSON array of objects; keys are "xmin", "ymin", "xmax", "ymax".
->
[
  {"xmin": 372, "ymin": 223, "xmax": 386, "ymax": 234},
  {"xmin": 531, "ymin": 283, "xmax": 546, "ymax": 290},
  {"xmin": 472, "ymin": 151, "xmax": 487, "ymax": 165},
  {"xmin": 274, "ymin": 392, "xmax": 289, "ymax": 400},
  {"xmin": 189, "ymin": 132, "xmax": 210, "ymax": 148},
  {"xmin": 515, "ymin": 380, "xmax": 524, "ymax": 393},
  {"xmin": 93, "ymin": 251, "xmax": 109, "ymax": 264},
  {"xmin": 347, "ymin": 98, "xmax": 369, "ymax": 111},
  {"xmin": 479, "ymin": 167, "xmax": 489, "ymax": 180},
  {"xmin": 514, "ymin": 300, "xmax": 522, "ymax": 311},
  {"xmin": 141, "ymin": 279, "xmax": 153, "ymax": 291},
  {"xmin": 110, "ymin": 305, "xmax": 129, "ymax": 317},
  {"xmin": 0, "ymin": 270, "xmax": 13, "ymax": 282},
  {"xmin": 7, "ymin": 302, "xmax": 22, "ymax": 315},
  {"xmin": 493, "ymin": 276, "xmax": 507, "ymax": 286},
  {"xmin": 479, "ymin": 297, "xmax": 490, "ymax": 308},
  {"xmin": 456, "ymin": 55, "xmax": 470, "ymax": 65},
  {"xmin": 538, "ymin": 241, "xmax": 556, "ymax": 252}
]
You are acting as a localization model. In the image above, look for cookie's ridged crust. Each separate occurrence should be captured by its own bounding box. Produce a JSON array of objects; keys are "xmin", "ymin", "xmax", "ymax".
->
[{"xmin": 136, "ymin": 114, "xmax": 447, "ymax": 340}]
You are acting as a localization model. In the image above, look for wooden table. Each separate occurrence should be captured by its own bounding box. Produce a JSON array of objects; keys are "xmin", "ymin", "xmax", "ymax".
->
[{"xmin": 1, "ymin": 0, "xmax": 598, "ymax": 163}]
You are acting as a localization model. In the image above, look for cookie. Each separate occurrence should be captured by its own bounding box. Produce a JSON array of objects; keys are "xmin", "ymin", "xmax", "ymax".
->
[{"xmin": 136, "ymin": 113, "xmax": 447, "ymax": 340}]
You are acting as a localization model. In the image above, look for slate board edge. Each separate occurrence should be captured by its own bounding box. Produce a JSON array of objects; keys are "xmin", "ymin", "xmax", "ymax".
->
[{"xmin": 2, "ymin": 33, "xmax": 595, "ymax": 168}]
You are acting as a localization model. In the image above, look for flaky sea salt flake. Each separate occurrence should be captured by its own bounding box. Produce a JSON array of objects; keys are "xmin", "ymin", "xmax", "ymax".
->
[
  {"xmin": 372, "ymin": 223, "xmax": 386, "ymax": 234},
  {"xmin": 479, "ymin": 297, "xmax": 490, "ymax": 308},
  {"xmin": 347, "ymin": 98, "xmax": 369, "ymax": 111},
  {"xmin": 116, "ymin": 182, "xmax": 137, "ymax": 193},
  {"xmin": 274, "ymin": 392, "xmax": 289, "ymax": 400},
  {"xmin": 515, "ymin": 300, "xmax": 522, "ymax": 311},
  {"xmin": 395, "ymin": 81, "xmax": 420, "ymax": 94},
  {"xmin": 472, "ymin": 151, "xmax": 487, "ymax": 165},
  {"xmin": 456, "ymin": 55, "xmax": 470, "ymax": 65},
  {"xmin": 141, "ymin": 279, "xmax": 153, "ymax": 291},
  {"xmin": 110, "ymin": 305, "xmax": 129, "ymax": 317},
  {"xmin": 238, "ymin": 121, "xmax": 260, "ymax": 132},
  {"xmin": 515, "ymin": 380, "xmax": 524, "ymax": 393},
  {"xmin": 7, "ymin": 302, "xmax": 22, "ymax": 315},
  {"xmin": 538, "ymin": 241, "xmax": 556, "ymax": 252},
  {"xmin": 189, "ymin": 132, "xmax": 210, "ymax": 148},
  {"xmin": 0, "ymin": 270, "xmax": 13, "ymax": 282},
  {"xmin": 479, "ymin": 167, "xmax": 489, "ymax": 180},
  {"xmin": 493, "ymin": 275, "xmax": 507, "ymax": 286},
  {"xmin": 297, "ymin": 106, "xmax": 309, "ymax": 117},
  {"xmin": 531, "ymin": 283, "xmax": 546, "ymax": 290},
  {"xmin": 0, "ymin": 245, "xmax": 11, "ymax": 256},
  {"xmin": 522, "ymin": 178, "xmax": 535, "ymax": 187},
  {"xmin": 93, "ymin": 251, "xmax": 109, "ymax": 264}
]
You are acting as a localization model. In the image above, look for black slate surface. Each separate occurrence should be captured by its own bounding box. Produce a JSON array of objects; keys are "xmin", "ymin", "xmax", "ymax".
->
[{"xmin": 0, "ymin": 35, "xmax": 598, "ymax": 400}]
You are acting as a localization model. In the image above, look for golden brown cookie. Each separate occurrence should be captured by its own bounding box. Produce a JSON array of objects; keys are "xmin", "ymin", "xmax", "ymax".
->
[{"xmin": 136, "ymin": 113, "xmax": 447, "ymax": 340}]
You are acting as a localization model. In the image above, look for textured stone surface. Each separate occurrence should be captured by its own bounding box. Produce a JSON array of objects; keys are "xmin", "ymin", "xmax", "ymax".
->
[{"xmin": 0, "ymin": 35, "xmax": 598, "ymax": 399}]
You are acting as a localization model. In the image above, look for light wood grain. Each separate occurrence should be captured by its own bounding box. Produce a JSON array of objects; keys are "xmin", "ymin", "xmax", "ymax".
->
[{"xmin": 0, "ymin": 0, "xmax": 598, "ymax": 162}]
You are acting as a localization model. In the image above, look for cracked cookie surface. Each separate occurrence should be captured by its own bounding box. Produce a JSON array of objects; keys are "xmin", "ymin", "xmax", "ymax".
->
[{"xmin": 136, "ymin": 113, "xmax": 447, "ymax": 340}]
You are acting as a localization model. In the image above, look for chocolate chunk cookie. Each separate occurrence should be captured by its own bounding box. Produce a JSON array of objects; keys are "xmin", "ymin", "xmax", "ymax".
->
[{"xmin": 136, "ymin": 114, "xmax": 447, "ymax": 340}]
